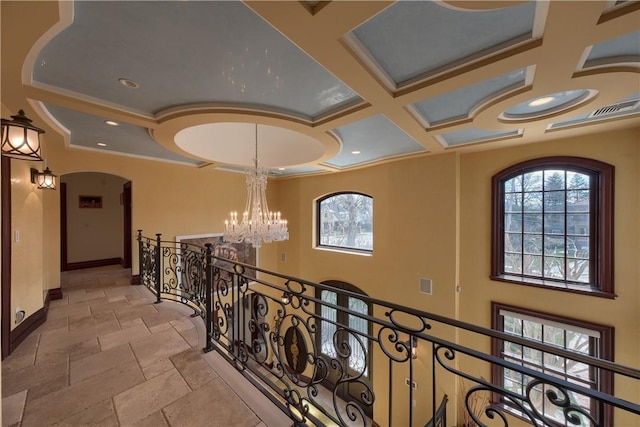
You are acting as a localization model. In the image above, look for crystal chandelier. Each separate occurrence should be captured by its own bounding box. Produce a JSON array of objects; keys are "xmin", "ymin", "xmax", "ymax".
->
[{"xmin": 224, "ymin": 124, "xmax": 288, "ymax": 248}]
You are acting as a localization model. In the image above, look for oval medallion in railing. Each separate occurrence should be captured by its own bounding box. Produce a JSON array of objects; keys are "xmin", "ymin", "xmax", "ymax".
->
[{"xmin": 284, "ymin": 326, "xmax": 307, "ymax": 374}]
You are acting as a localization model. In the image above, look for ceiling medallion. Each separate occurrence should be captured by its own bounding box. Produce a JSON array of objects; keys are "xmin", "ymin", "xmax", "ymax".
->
[{"xmin": 500, "ymin": 90, "xmax": 597, "ymax": 121}]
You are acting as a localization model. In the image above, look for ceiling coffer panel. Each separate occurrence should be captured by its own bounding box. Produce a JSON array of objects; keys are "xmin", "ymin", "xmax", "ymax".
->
[
  {"xmin": 34, "ymin": 1, "xmax": 361, "ymax": 120},
  {"xmin": 349, "ymin": 1, "xmax": 536, "ymax": 86}
]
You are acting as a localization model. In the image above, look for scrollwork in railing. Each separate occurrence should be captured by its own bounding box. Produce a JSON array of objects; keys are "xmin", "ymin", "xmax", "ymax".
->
[
  {"xmin": 378, "ymin": 326, "xmax": 412, "ymax": 362},
  {"xmin": 161, "ymin": 247, "xmax": 181, "ymax": 302},
  {"xmin": 525, "ymin": 379, "xmax": 599, "ymax": 427},
  {"xmin": 385, "ymin": 308, "xmax": 432, "ymax": 334},
  {"xmin": 140, "ymin": 238, "xmax": 156, "ymax": 290}
]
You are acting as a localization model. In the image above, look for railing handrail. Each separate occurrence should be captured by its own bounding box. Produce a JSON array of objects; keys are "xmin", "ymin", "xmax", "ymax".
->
[
  {"xmin": 145, "ymin": 234, "xmax": 640, "ymax": 381},
  {"xmin": 138, "ymin": 232, "xmax": 640, "ymax": 426}
]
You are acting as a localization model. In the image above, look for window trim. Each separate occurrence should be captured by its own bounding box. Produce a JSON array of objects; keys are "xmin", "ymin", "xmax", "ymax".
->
[
  {"xmin": 316, "ymin": 191, "xmax": 373, "ymax": 254},
  {"xmin": 491, "ymin": 156, "xmax": 614, "ymax": 297},
  {"xmin": 491, "ymin": 302, "xmax": 614, "ymax": 426}
]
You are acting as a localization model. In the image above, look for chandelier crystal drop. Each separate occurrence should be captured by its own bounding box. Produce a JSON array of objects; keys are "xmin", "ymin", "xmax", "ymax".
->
[{"xmin": 224, "ymin": 124, "xmax": 289, "ymax": 248}]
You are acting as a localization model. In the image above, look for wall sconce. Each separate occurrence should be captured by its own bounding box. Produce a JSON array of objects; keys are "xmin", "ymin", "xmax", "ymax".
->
[
  {"xmin": 408, "ymin": 336, "xmax": 418, "ymax": 359},
  {"xmin": 281, "ymin": 292, "xmax": 290, "ymax": 305},
  {"xmin": 1, "ymin": 110, "xmax": 45, "ymax": 161},
  {"xmin": 31, "ymin": 167, "xmax": 57, "ymax": 190}
]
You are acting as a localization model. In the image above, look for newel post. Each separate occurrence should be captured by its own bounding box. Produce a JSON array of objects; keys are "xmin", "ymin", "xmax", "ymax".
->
[
  {"xmin": 154, "ymin": 233, "xmax": 162, "ymax": 304},
  {"xmin": 136, "ymin": 230, "xmax": 143, "ymax": 286}
]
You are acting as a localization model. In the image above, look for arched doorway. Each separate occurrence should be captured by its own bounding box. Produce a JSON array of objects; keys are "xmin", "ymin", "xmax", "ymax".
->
[
  {"xmin": 60, "ymin": 172, "xmax": 132, "ymax": 271},
  {"xmin": 316, "ymin": 280, "xmax": 373, "ymax": 419}
]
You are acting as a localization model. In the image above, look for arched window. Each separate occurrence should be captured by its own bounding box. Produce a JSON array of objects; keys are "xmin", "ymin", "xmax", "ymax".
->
[
  {"xmin": 316, "ymin": 280, "xmax": 372, "ymax": 418},
  {"xmin": 491, "ymin": 157, "xmax": 614, "ymax": 296},
  {"xmin": 316, "ymin": 192, "xmax": 373, "ymax": 253}
]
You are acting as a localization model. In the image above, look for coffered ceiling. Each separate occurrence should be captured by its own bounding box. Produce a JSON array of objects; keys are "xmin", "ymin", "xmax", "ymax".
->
[{"xmin": 3, "ymin": 1, "xmax": 639, "ymax": 177}]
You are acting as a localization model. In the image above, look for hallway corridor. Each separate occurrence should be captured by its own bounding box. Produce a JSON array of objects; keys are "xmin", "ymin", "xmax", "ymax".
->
[{"xmin": 1, "ymin": 266, "xmax": 290, "ymax": 427}]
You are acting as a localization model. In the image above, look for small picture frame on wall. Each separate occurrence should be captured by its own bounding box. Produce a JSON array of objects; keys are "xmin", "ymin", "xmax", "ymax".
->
[{"xmin": 79, "ymin": 195, "xmax": 102, "ymax": 209}]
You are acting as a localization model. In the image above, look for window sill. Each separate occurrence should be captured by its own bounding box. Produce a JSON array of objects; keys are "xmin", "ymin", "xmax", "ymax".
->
[
  {"xmin": 314, "ymin": 246, "xmax": 373, "ymax": 257},
  {"xmin": 490, "ymin": 275, "xmax": 616, "ymax": 299}
]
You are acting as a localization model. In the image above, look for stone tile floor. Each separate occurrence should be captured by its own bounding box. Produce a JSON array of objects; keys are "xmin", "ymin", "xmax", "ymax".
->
[{"xmin": 2, "ymin": 266, "xmax": 291, "ymax": 427}]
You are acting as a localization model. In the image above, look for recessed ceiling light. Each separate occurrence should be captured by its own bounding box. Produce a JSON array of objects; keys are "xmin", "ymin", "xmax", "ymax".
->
[
  {"xmin": 351, "ymin": 150, "xmax": 361, "ymax": 154},
  {"xmin": 278, "ymin": 168, "xmax": 285, "ymax": 171},
  {"xmin": 105, "ymin": 120, "xmax": 119, "ymax": 126},
  {"xmin": 97, "ymin": 142, "xmax": 107, "ymax": 147},
  {"xmin": 528, "ymin": 96, "xmax": 555, "ymax": 107},
  {"xmin": 118, "ymin": 78, "xmax": 139, "ymax": 89}
]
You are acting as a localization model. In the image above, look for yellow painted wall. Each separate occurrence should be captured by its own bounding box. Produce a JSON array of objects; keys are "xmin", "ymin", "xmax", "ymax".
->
[
  {"xmin": 459, "ymin": 127, "xmax": 640, "ymax": 425},
  {"xmin": 62, "ymin": 172, "xmax": 126, "ymax": 263},
  {"xmin": 271, "ymin": 127, "xmax": 640, "ymax": 425},
  {"xmin": 43, "ymin": 142, "xmax": 279, "ymax": 279},
  {"xmin": 9, "ymin": 159, "xmax": 45, "ymax": 330},
  {"xmin": 273, "ymin": 153, "xmax": 461, "ymax": 425}
]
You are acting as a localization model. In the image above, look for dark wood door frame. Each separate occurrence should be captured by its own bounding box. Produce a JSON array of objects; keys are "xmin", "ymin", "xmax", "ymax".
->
[
  {"xmin": 123, "ymin": 181, "xmax": 132, "ymax": 269},
  {"xmin": 2, "ymin": 156, "xmax": 12, "ymax": 360},
  {"xmin": 60, "ymin": 182, "xmax": 67, "ymax": 270}
]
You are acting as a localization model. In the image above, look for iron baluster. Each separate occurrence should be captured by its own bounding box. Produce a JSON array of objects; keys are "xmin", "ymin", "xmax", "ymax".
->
[{"xmin": 204, "ymin": 243, "xmax": 214, "ymax": 353}]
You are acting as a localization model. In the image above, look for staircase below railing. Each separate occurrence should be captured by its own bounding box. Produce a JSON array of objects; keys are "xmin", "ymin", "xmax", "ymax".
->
[{"xmin": 138, "ymin": 231, "xmax": 640, "ymax": 427}]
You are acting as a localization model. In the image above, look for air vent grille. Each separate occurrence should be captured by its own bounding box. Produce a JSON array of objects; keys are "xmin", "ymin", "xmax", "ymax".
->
[
  {"xmin": 419, "ymin": 278, "xmax": 432, "ymax": 295},
  {"xmin": 588, "ymin": 100, "xmax": 639, "ymax": 118}
]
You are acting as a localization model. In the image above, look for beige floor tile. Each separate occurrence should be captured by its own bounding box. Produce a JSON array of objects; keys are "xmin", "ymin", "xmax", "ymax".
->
[
  {"xmin": 114, "ymin": 304, "xmax": 158, "ymax": 323},
  {"xmin": 49, "ymin": 296, "xmax": 69, "ymax": 307},
  {"xmin": 148, "ymin": 322, "xmax": 172, "ymax": 334},
  {"xmin": 68, "ymin": 290, "xmax": 106, "ymax": 304},
  {"xmin": 68, "ymin": 311, "xmax": 121, "ymax": 336},
  {"xmin": 70, "ymin": 344, "xmax": 135, "ymax": 384},
  {"xmin": 48, "ymin": 303, "xmax": 92, "ymax": 320},
  {"xmin": 120, "ymin": 317, "xmax": 145, "ymax": 329},
  {"xmin": 169, "ymin": 348, "xmax": 218, "ymax": 390},
  {"xmin": 130, "ymin": 328, "xmax": 190, "ymax": 368},
  {"xmin": 25, "ymin": 374, "xmax": 70, "ymax": 404},
  {"xmin": 98, "ymin": 323, "xmax": 151, "ymax": 351},
  {"xmin": 53, "ymin": 399, "xmax": 117, "ymax": 427},
  {"xmin": 104, "ymin": 286, "xmax": 142, "ymax": 299},
  {"xmin": 37, "ymin": 328, "xmax": 101, "ymax": 362},
  {"xmin": 141, "ymin": 358, "xmax": 175, "ymax": 380},
  {"xmin": 2, "ymin": 354, "xmax": 68, "ymax": 397},
  {"xmin": 169, "ymin": 317, "xmax": 194, "ymax": 333},
  {"xmin": 141, "ymin": 308, "xmax": 184, "ymax": 328},
  {"xmin": 1, "ymin": 351, "xmax": 37, "ymax": 375},
  {"xmin": 89, "ymin": 299, "xmax": 131, "ymax": 315},
  {"xmin": 32, "ymin": 316, "xmax": 69, "ymax": 336},
  {"xmin": 22, "ymin": 361, "xmax": 144, "ymax": 426},
  {"xmin": 202, "ymin": 351, "xmax": 292, "ymax": 427},
  {"xmin": 2, "ymin": 390, "xmax": 27, "ymax": 427},
  {"xmin": 175, "ymin": 325, "xmax": 199, "ymax": 347},
  {"xmin": 9, "ymin": 333, "xmax": 39, "ymax": 359},
  {"xmin": 129, "ymin": 411, "xmax": 169, "ymax": 427},
  {"xmin": 113, "ymin": 369, "xmax": 191, "ymax": 426},
  {"xmin": 162, "ymin": 378, "xmax": 261, "ymax": 427}
]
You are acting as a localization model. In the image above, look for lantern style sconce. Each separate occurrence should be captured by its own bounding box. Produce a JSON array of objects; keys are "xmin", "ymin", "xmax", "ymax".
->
[
  {"xmin": 31, "ymin": 167, "xmax": 57, "ymax": 190},
  {"xmin": 1, "ymin": 110, "xmax": 45, "ymax": 161}
]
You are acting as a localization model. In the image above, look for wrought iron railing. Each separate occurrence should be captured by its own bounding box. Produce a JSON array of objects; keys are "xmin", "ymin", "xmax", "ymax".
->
[{"xmin": 137, "ymin": 231, "xmax": 640, "ymax": 427}]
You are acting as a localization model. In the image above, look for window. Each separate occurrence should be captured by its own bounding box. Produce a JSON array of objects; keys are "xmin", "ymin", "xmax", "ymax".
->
[
  {"xmin": 491, "ymin": 157, "xmax": 614, "ymax": 296},
  {"xmin": 317, "ymin": 192, "xmax": 373, "ymax": 253},
  {"xmin": 316, "ymin": 281, "xmax": 373, "ymax": 418},
  {"xmin": 492, "ymin": 303, "xmax": 613, "ymax": 426}
]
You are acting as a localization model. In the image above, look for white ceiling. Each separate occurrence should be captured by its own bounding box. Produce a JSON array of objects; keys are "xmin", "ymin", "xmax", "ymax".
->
[{"xmin": 5, "ymin": 1, "xmax": 639, "ymax": 176}]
